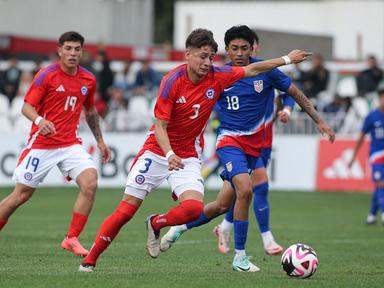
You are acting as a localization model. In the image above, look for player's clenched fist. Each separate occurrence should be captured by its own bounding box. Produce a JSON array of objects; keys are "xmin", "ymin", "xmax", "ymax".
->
[
  {"xmin": 167, "ymin": 154, "xmax": 185, "ymax": 171},
  {"xmin": 287, "ymin": 50, "xmax": 312, "ymax": 64},
  {"xmin": 38, "ymin": 118, "xmax": 56, "ymax": 136}
]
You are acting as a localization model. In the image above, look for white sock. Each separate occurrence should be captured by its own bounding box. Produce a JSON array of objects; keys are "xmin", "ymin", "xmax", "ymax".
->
[
  {"xmin": 180, "ymin": 224, "xmax": 188, "ymax": 231},
  {"xmin": 261, "ymin": 231, "xmax": 274, "ymax": 247},
  {"xmin": 381, "ymin": 213, "xmax": 384, "ymax": 222},
  {"xmin": 220, "ymin": 218, "xmax": 233, "ymax": 233},
  {"xmin": 235, "ymin": 249, "xmax": 246, "ymax": 257}
]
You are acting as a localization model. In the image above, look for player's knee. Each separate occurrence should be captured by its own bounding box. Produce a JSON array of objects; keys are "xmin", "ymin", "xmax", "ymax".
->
[
  {"xmin": 235, "ymin": 180, "xmax": 253, "ymax": 197},
  {"xmin": 236, "ymin": 185, "xmax": 253, "ymax": 202},
  {"xmin": 15, "ymin": 189, "xmax": 33, "ymax": 205},
  {"xmin": 181, "ymin": 199, "xmax": 204, "ymax": 220},
  {"xmin": 216, "ymin": 202, "xmax": 231, "ymax": 214},
  {"xmin": 80, "ymin": 178, "xmax": 98, "ymax": 199}
]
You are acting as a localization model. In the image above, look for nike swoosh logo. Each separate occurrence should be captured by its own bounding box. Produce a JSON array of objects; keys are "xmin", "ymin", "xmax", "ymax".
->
[
  {"xmin": 223, "ymin": 87, "xmax": 234, "ymax": 92},
  {"xmin": 258, "ymin": 206, "xmax": 268, "ymax": 212},
  {"xmin": 234, "ymin": 265, "xmax": 250, "ymax": 272}
]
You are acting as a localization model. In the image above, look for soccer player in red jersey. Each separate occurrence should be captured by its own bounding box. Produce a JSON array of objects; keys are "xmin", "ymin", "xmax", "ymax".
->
[
  {"xmin": 79, "ymin": 28, "xmax": 311, "ymax": 271},
  {"xmin": 0, "ymin": 31, "xmax": 111, "ymax": 257}
]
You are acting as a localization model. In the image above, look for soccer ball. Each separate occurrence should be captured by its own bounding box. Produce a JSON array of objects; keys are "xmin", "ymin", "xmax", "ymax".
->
[{"xmin": 281, "ymin": 243, "xmax": 318, "ymax": 279}]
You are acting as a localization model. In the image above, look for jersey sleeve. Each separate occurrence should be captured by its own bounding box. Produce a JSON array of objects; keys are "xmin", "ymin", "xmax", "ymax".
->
[
  {"xmin": 24, "ymin": 70, "xmax": 48, "ymax": 106},
  {"xmin": 268, "ymin": 68, "xmax": 292, "ymax": 92},
  {"xmin": 83, "ymin": 80, "xmax": 96, "ymax": 108},
  {"xmin": 214, "ymin": 66, "xmax": 245, "ymax": 91},
  {"xmin": 361, "ymin": 113, "xmax": 372, "ymax": 134},
  {"xmin": 154, "ymin": 76, "xmax": 177, "ymax": 121},
  {"xmin": 281, "ymin": 93, "xmax": 295, "ymax": 109}
]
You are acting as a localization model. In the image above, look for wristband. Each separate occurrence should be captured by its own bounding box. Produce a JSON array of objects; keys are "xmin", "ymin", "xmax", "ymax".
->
[
  {"xmin": 282, "ymin": 108, "xmax": 291, "ymax": 117},
  {"xmin": 166, "ymin": 150, "xmax": 175, "ymax": 160},
  {"xmin": 282, "ymin": 55, "xmax": 291, "ymax": 65},
  {"xmin": 34, "ymin": 116, "xmax": 43, "ymax": 126}
]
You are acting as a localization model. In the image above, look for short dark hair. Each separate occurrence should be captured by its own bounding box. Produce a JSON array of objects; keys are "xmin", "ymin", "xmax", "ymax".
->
[
  {"xmin": 58, "ymin": 31, "xmax": 84, "ymax": 46},
  {"xmin": 224, "ymin": 25, "xmax": 259, "ymax": 47},
  {"xmin": 186, "ymin": 28, "xmax": 218, "ymax": 53}
]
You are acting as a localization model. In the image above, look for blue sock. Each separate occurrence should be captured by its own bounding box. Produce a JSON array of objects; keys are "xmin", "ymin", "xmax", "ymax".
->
[
  {"xmin": 370, "ymin": 187, "xmax": 379, "ymax": 215},
  {"xmin": 224, "ymin": 204, "xmax": 234, "ymax": 223},
  {"xmin": 252, "ymin": 182, "xmax": 269, "ymax": 233},
  {"xmin": 234, "ymin": 220, "xmax": 249, "ymax": 250},
  {"xmin": 186, "ymin": 212, "xmax": 210, "ymax": 230},
  {"xmin": 377, "ymin": 187, "xmax": 384, "ymax": 213}
]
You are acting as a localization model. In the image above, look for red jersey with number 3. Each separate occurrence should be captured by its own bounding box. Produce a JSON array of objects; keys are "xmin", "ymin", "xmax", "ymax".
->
[
  {"xmin": 24, "ymin": 63, "xmax": 96, "ymax": 149},
  {"xmin": 142, "ymin": 64, "xmax": 244, "ymax": 159}
]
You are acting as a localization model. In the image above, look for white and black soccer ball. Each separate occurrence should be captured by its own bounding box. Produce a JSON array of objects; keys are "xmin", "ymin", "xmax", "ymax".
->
[{"xmin": 281, "ymin": 243, "xmax": 318, "ymax": 279}]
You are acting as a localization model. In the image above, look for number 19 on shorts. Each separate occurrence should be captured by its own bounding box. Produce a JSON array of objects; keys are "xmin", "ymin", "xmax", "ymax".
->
[{"xmin": 64, "ymin": 96, "xmax": 77, "ymax": 111}]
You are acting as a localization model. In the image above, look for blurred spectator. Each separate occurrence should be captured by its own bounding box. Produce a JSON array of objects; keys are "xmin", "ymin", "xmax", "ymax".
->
[
  {"xmin": 113, "ymin": 61, "xmax": 136, "ymax": 95},
  {"xmin": 48, "ymin": 51, "xmax": 59, "ymax": 63},
  {"xmin": 31, "ymin": 58, "xmax": 44, "ymax": 76},
  {"xmin": 134, "ymin": 59, "xmax": 161, "ymax": 92},
  {"xmin": 125, "ymin": 86, "xmax": 152, "ymax": 131},
  {"xmin": 289, "ymin": 63, "xmax": 305, "ymax": 91},
  {"xmin": 1, "ymin": 55, "xmax": 22, "ymax": 104},
  {"xmin": 323, "ymin": 94, "xmax": 351, "ymax": 113},
  {"xmin": 300, "ymin": 54, "xmax": 329, "ymax": 99},
  {"xmin": 79, "ymin": 50, "xmax": 96, "ymax": 76},
  {"xmin": 357, "ymin": 55, "xmax": 383, "ymax": 96},
  {"xmin": 105, "ymin": 87, "xmax": 128, "ymax": 131},
  {"xmin": 94, "ymin": 50, "xmax": 114, "ymax": 104},
  {"xmin": 16, "ymin": 71, "xmax": 33, "ymax": 97}
]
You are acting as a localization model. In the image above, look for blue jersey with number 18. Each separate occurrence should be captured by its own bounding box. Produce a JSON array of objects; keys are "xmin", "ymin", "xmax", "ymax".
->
[{"xmin": 215, "ymin": 57, "xmax": 292, "ymax": 156}]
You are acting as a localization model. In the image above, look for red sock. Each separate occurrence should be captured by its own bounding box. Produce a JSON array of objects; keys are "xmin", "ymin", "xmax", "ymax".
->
[
  {"xmin": 0, "ymin": 219, "xmax": 8, "ymax": 231},
  {"xmin": 83, "ymin": 201, "xmax": 138, "ymax": 266},
  {"xmin": 151, "ymin": 199, "xmax": 203, "ymax": 231},
  {"xmin": 67, "ymin": 212, "xmax": 88, "ymax": 238}
]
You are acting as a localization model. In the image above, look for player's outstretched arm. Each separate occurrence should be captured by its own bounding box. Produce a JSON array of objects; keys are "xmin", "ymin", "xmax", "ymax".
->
[
  {"xmin": 348, "ymin": 133, "xmax": 365, "ymax": 168},
  {"xmin": 21, "ymin": 102, "xmax": 56, "ymax": 135},
  {"xmin": 243, "ymin": 50, "xmax": 312, "ymax": 78},
  {"xmin": 154, "ymin": 119, "xmax": 184, "ymax": 171},
  {"xmin": 286, "ymin": 83, "xmax": 335, "ymax": 143},
  {"xmin": 84, "ymin": 106, "xmax": 111, "ymax": 163}
]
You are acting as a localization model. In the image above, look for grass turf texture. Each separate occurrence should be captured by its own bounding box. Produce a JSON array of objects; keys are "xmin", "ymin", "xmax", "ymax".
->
[{"xmin": 0, "ymin": 187, "xmax": 383, "ymax": 288}]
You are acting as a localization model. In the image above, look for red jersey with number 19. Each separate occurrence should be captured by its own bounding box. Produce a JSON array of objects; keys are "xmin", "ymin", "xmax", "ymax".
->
[
  {"xmin": 142, "ymin": 64, "xmax": 244, "ymax": 159},
  {"xmin": 24, "ymin": 63, "xmax": 96, "ymax": 149}
]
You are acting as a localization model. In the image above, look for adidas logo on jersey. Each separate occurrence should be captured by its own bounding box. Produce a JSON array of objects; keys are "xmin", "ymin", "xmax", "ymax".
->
[
  {"xmin": 176, "ymin": 96, "xmax": 187, "ymax": 104},
  {"xmin": 55, "ymin": 85, "xmax": 65, "ymax": 92}
]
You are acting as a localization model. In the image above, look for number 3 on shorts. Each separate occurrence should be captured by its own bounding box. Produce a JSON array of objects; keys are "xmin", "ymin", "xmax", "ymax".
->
[
  {"xmin": 139, "ymin": 158, "xmax": 152, "ymax": 173},
  {"xmin": 25, "ymin": 156, "xmax": 40, "ymax": 172}
]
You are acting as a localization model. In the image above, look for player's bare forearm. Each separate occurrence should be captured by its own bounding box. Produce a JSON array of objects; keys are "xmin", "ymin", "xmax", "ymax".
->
[
  {"xmin": 84, "ymin": 107, "xmax": 104, "ymax": 143},
  {"xmin": 349, "ymin": 133, "xmax": 365, "ymax": 166},
  {"xmin": 287, "ymin": 84, "xmax": 322, "ymax": 124},
  {"xmin": 243, "ymin": 50, "xmax": 312, "ymax": 78},
  {"xmin": 154, "ymin": 119, "xmax": 172, "ymax": 154},
  {"xmin": 287, "ymin": 84, "xmax": 335, "ymax": 142},
  {"xmin": 244, "ymin": 58, "xmax": 285, "ymax": 77},
  {"xmin": 21, "ymin": 102, "xmax": 39, "ymax": 122}
]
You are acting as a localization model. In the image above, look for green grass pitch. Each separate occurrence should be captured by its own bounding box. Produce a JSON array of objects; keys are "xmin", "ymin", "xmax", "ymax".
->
[{"xmin": 0, "ymin": 187, "xmax": 383, "ymax": 288}]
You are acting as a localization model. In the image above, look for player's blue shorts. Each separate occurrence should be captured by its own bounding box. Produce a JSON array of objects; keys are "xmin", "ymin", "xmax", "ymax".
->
[
  {"xmin": 217, "ymin": 146, "xmax": 271, "ymax": 182},
  {"xmin": 372, "ymin": 163, "xmax": 384, "ymax": 182}
]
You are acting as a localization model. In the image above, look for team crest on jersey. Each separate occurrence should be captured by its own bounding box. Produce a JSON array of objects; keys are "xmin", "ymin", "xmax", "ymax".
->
[
  {"xmin": 253, "ymin": 80, "xmax": 263, "ymax": 93},
  {"xmin": 205, "ymin": 88, "xmax": 215, "ymax": 99},
  {"xmin": 135, "ymin": 174, "xmax": 145, "ymax": 184},
  {"xmin": 226, "ymin": 161, "xmax": 233, "ymax": 172},
  {"xmin": 24, "ymin": 172, "xmax": 33, "ymax": 181},
  {"xmin": 81, "ymin": 86, "xmax": 88, "ymax": 95}
]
